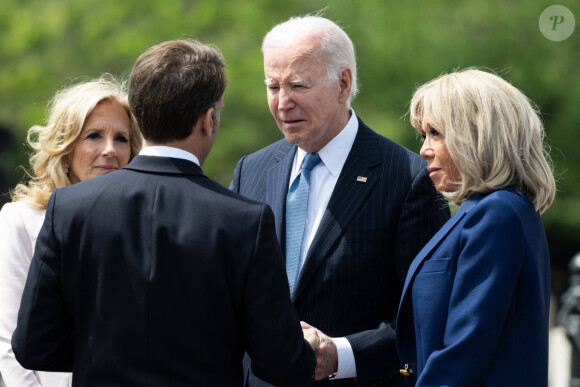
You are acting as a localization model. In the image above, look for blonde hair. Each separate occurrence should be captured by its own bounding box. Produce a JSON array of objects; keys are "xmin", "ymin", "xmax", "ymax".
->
[
  {"xmin": 11, "ymin": 74, "xmax": 142, "ymax": 209},
  {"xmin": 410, "ymin": 68, "xmax": 555, "ymax": 214}
]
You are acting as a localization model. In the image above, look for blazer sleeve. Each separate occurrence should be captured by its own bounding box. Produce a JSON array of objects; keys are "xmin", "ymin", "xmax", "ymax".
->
[
  {"xmin": 243, "ymin": 204, "xmax": 315, "ymax": 386},
  {"xmin": 12, "ymin": 192, "xmax": 74, "ymax": 372},
  {"xmin": 347, "ymin": 167, "xmax": 450, "ymax": 384},
  {"xmin": 0, "ymin": 204, "xmax": 44, "ymax": 387},
  {"xmin": 416, "ymin": 201, "xmax": 528, "ymax": 386}
]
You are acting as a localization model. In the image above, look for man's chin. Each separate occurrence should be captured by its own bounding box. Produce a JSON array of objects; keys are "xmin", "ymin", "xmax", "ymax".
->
[
  {"xmin": 283, "ymin": 135, "xmax": 305, "ymax": 147},
  {"xmin": 280, "ymin": 127, "xmax": 306, "ymax": 143}
]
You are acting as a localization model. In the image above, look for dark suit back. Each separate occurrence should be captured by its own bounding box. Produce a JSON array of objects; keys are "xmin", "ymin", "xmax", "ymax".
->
[
  {"xmin": 231, "ymin": 119, "xmax": 450, "ymax": 386},
  {"xmin": 13, "ymin": 156, "xmax": 315, "ymax": 386}
]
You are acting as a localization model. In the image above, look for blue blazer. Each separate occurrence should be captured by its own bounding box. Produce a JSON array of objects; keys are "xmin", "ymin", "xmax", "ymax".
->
[
  {"xmin": 12, "ymin": 156, "xmax": 315, "ymax": 386},
  {"xmin": 231, "ymin": 118, "xmax": 450, "ymax": 386},
  {"xmin": 396, "ymin": 188, "xmax": 551, "ymax": 386}
]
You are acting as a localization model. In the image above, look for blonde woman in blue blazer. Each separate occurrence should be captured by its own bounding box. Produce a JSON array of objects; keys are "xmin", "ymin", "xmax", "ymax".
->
[{"xmin": 396, "ymin": 69, "xmax": 556, "ymax": 386}]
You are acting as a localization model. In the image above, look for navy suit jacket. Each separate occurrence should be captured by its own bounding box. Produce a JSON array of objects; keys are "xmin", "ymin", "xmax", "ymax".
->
[
  {"xmin": 396, "ymin": 189, "xmax": 551, "ymax": 386},
  {"xmin": 230, "ymin": 118, "xmax": 450, "ymax": 386},
  {"xmin": 12, "ymin": 155, "xmax": 315, "ymax": 386}
]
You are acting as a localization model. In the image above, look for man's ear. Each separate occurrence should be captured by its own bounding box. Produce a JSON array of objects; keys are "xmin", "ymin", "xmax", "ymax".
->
[
  {"xmin": 201, "ymin": 107, "xmax": 215, "ymax": 136},
  {"xmin": 338, "ymin": 67, "xmax": 352, "ymax": 104}
]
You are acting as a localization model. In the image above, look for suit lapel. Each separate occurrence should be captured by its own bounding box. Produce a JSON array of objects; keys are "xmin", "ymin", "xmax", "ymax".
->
[
  {"xmin": 293, "ymin": 121, "xmax": 381, "ymax": 301},
  {"xmin": 265, "ymin": 143, "xmax": 296, "ymax": 246},
  {"xmin": 398, "ymin": 197, "xmax": 480, "ymax": 310}
]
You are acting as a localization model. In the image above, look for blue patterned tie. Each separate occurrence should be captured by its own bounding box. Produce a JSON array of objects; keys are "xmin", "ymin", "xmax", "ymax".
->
[{"xmin": 285, "ymin": 153, "xmax": 321, "ymax": 295}]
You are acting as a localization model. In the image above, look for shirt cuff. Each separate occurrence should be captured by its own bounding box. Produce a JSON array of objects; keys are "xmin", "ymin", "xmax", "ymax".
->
[{"xmin": 333, "ymin": 337, "xmax": 357, "ymax": 379}]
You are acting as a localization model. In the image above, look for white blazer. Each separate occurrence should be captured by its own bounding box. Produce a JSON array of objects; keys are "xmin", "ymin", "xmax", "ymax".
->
[{"xmin": 0, "ymin": 201, "xmax": 72, "ymax": 387}]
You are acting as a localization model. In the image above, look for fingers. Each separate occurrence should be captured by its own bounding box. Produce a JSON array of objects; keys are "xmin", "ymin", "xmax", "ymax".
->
[
  {"xmin": 301, "ymin": 321, "xmax": 319, "ymax": 350},
  {"xmin": 300, "ymin": 325, "xmax": 338, "ymax": 381},
  {"xmin": 302, "ymin": 327, "xmax": 319, "ymax": 350},
  {"xmin": 300, "ymin": 321, "xmax": 339, "ymax": 379},
  {"xmin": 313, "ymin": 339, "xmax": 338, "ymax": 380}
]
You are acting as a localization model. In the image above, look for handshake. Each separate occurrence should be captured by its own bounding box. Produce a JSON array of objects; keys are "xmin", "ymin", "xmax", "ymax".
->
[{"xmin": 301, "ymin": 321, "xmax": 338, "ymax": 380}]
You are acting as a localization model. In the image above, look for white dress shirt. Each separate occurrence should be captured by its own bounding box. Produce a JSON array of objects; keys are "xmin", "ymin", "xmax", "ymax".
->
[
  {"xmin": 289, "ymin": 110, "xmax": 358, "ymax": 379},
  {"xmin": 139, "ymin": 146, "xmax": 200, "ymax": 165},
  {"xmin": 0, "ymin": 201, "xmax": 72, "ymax": 387}
]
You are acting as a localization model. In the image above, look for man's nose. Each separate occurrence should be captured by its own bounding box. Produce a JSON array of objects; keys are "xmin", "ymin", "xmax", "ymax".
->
[{"xmin": 278, "ymin": 88, "xmax": 295, "ymax": 111}]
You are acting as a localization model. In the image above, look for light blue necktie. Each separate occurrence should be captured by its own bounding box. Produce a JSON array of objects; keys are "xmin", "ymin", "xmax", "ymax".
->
[{"xmin": 285, "ymin": 153, "xmax": 321, "ymax": 295}]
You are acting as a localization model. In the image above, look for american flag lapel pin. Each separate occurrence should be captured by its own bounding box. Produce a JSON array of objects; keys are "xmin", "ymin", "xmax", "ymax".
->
[{"xmin": 356, "ymin": 176, "xmax": 367, "ymax": 183}]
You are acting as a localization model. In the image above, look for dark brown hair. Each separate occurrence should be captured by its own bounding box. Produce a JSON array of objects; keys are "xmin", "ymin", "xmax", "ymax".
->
[{"xmin": 129, "ymin": 39, "xmax": 226, "ymax": 142}]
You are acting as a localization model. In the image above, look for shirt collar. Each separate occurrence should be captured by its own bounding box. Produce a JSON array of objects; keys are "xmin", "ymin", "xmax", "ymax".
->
[
  {"xmin": 139, "ymin": 146, "xmax": 200, "ymax": 166},
  {"xmin": 295, "ymin": 109, "xmax": 358, "ymax": 177}
]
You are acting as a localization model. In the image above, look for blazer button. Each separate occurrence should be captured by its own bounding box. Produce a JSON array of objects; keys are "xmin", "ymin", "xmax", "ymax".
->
[{"xmin": 400, "ymin": 364, "xmax": 413, "ymax": 376}]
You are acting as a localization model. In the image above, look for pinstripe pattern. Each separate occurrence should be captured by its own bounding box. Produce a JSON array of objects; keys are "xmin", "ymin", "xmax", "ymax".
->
[{"xmin": 230, "ymin": 118, "xmax": 450, "ymax": 386}]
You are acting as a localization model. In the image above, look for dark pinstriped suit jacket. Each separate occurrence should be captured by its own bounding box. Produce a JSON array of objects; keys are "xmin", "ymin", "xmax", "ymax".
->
[{"xmin": 230, "ymin": 118, "xmax": 450, "ymax": 386}]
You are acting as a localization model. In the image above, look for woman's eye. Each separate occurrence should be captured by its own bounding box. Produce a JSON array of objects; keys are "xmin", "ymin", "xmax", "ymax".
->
[
  {"xmin": 87, "ymin": 133, "xmax": 101, "ymax": 140},
  {"xmin": 430, "ymin": 128, "xmax": 441, "ymax": 137},
  {"xmin": 115, "ymin": 136, "xmax": 129, "ymax": 143}
]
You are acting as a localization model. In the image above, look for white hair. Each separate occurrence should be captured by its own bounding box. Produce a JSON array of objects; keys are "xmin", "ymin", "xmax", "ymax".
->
[{"xmin": 262, "ymin": 15, "xmax": 359, "ymax": 106}]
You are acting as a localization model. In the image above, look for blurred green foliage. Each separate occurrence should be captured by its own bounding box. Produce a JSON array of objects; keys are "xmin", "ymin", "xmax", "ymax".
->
[{"xmin": 0, "ymin": 0, "xmax": 578, "ymax": 294}]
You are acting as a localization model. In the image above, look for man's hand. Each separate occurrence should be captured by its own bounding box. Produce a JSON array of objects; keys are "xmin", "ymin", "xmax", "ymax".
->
[
  {"xmin": 301, "ymin": 321, "xmax": 320, "ymax": 350},
  {"xmin": 301, "ymin": 321, "xmax": 338, "ymax": 380}
]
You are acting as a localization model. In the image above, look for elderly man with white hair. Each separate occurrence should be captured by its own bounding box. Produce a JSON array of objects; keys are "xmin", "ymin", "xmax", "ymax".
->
[{"xmin": 230, "ymin": 14, "xmax": 450, "ymax": 386}]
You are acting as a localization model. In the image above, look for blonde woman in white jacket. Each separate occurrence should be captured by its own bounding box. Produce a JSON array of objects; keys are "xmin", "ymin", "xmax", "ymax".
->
[{"xmin": 0, "ymin": 75, "xmax": 141, "ymax": 387}]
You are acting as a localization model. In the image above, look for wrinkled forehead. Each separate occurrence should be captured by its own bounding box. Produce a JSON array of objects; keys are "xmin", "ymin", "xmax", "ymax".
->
[{"xmin": 264, "ymin": 43, "xmax": 327, "ymax": 82}]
